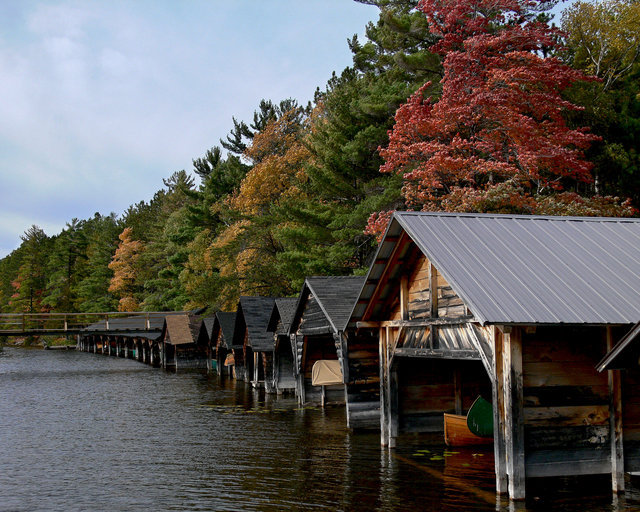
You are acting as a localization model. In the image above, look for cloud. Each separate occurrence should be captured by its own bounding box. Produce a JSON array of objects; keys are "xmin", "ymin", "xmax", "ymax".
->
[{"xmin": 0, "ymin": 0, "xmax": 379, "ymax": 258}]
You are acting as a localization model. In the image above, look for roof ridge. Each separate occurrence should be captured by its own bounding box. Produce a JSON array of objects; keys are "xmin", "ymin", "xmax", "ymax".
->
[{"xmin": 394, "ymin": 211, "xmax": 640, "ymax": 223}]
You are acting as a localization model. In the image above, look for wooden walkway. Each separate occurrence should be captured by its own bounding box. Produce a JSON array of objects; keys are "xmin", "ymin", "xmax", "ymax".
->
[{"xmin": 0, "ymin": 311, "xmax": 182, "ymax": 336}]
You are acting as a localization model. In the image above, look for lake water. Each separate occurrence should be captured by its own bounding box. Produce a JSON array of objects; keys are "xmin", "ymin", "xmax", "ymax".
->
[{"xmin": 1, "ymin": 347, "xmax": 640, "ymax": 512}]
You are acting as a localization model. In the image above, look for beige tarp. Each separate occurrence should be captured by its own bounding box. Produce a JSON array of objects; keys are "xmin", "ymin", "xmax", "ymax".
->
[{"xmin": 312, "ymin": 360, "xmax": 343, "ymax": 386}]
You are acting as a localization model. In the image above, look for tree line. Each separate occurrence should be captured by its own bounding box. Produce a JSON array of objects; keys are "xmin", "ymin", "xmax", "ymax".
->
[{"xmin": 1, "ymin": 0, "xmax": 638, "ymax": 316}]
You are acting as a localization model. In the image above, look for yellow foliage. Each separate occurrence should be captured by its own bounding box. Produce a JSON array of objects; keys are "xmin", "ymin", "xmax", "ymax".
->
[
  {"xmin": 118, "ymin": 296, "xmax": 140, "ymax": 312},
  {"xmin": 108, "ymin": 227, "xmax": 144, "ymax": 296}
]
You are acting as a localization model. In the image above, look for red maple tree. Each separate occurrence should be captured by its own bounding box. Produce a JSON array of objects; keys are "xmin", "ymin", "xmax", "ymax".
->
[{"xmin": 367, "ymin": 0, "xmax": 633, "ymax": 238}]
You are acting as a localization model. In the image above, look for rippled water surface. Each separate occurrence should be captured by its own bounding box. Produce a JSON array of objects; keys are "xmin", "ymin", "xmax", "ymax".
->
[{"xmin": 2, "ymin": 347, "xmax": 640, "ymax": 512}]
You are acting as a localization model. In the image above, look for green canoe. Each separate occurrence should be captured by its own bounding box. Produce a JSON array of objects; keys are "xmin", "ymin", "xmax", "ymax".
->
[{"xmin": 466, "ymin": 396, "xmax": 493, "ymax": 438}]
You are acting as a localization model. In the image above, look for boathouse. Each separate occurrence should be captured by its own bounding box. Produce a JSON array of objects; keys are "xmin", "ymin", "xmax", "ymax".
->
[
  {"xmin": 81, "ymin": 315, "xmax": 165, "ymax": 365},
  {"xmin": 202, "ymin": 316, "xmax": 216, "ymax": 373},
  {"xmin": 234, "ymin": 296, "xmax": 276, "ymax": 389},
  {"xmin": 349, "ymin": 212, "xmax": 640, "ymax": 500},
  {"xmin": 162, "ymin": 314, "xmax": 209, "ymax": 370},
  {"xmin": 289, "ymin": 276, "xmax": 365, "ymax": 408},
  {"xmin": 212, "ymin": 311, "xmax": 238, "ymax": 379},
  {"xmin": 267, "ymin": 297, "xmax": 298, "ymax": 394}
]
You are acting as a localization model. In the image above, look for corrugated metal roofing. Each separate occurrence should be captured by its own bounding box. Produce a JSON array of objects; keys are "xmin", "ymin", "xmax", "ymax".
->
[
  {"xmin": 353, "ymin": 212, "xmax": 640, "ymax": 326},
  {"xmin": 303, "ymin": 276, "xmax": 366, "ymax": 333},
  {"xmin": 237, "ymin": 296, "xmax": 276, "ymax": 351}
]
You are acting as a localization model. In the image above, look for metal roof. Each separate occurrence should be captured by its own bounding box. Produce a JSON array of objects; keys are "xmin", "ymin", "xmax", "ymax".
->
[
  {"xmin": 83, "ymin": 315, "xmax": 165, "ymax": 340},
  {"xmin": 236, "ymin": 296, "xmax": 276, "ymax": 351},
  {"xmin": 352, "ymin": 212, "xmax": 640, "ymax": 326},
  {"xmin": 292, "ymin": 276, "xmax": 366, "ymax": 334}
]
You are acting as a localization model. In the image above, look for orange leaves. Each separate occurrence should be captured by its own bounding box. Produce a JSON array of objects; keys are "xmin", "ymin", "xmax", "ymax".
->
[
  {"xmin": 229, "ymin": 109, "xmax": 311, "ymax": 216},
  {"xmin": 108, "ymin": 227, "xmax": 144, "ymax": 311}
]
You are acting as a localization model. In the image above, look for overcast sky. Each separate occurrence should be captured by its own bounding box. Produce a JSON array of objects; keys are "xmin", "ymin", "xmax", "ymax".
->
[{"xmin": 0, "ymin": 0, "xmax": 379, "ymax": 257}]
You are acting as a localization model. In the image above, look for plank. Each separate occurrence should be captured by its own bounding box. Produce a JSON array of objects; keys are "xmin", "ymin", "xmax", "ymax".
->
[
  {"xmin": 525, "ymin": 448, "xmax": 611, "ymax": 478},
  {"xmin": 523, "ymin": 405, "xmax": 609, "ymax": 427},
  {"xmin": 503, "ymin": 327, "xmax": 525, "ymax": 500}
]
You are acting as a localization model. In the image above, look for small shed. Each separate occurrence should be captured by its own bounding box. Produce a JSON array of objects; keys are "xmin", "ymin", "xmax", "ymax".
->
[
  {"xmin": 202, "ymin": 316, "xmax": 216, "ymax": 373},
  {"xmin": 350, "ymin": 211, "xmax": 640, "ymax": 501},
  {"xmin": 267, "ymin": 297, "xmax": 298, "ymax": 394},
  {"xmin": 81, "ymin": 315, "xmax": 165, "ymax": 365},
  {"xmin": 212, "ymin": 311, "xmax": 238, "ymax": 379},
  {"xmin": 289, "ymin": 276, "xmax": 365, "ymax": 408},
  {"xmin": 162, "ymin": 314, "xmax": 209, "ymax": 370},
  {"xmin": 234, "ymin": 296, "xmax": 276, "ymax": 388}
]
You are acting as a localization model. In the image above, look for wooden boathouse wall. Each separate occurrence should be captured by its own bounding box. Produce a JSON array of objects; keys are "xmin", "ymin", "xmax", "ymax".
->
[
  {"xmin": 293, "ymin": 292, "xmax": 343, "ymax": 405},
  {"xmin": 162, "ymin": 314, "xmax": 209, "ymax": 371},
  {"xmin": 236, "ymin": 296, "xmax": 276, "ymax": 389},
  {"xmin": 268, "ymin": 298, "xmax": 298, "ymax": 394},
  {"xmin": 349, "ymin": 211, "xmax": 640, "ymax": 501},
  {"xmin": 213, "ymin": 311, "xmax": 237, "ymax": 380},
  {"xmin": 358, "ymin": 240, "xmax": 492, "ymax": 441}
]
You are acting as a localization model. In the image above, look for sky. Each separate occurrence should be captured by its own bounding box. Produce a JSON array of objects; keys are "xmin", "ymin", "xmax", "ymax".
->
[{"xmin": 0, "ymin": 0, "xmax": 379, "ymax": 258}]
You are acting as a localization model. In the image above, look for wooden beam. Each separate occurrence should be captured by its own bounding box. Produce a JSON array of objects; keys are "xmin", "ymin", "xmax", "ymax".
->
[
  {"xmin": 429, "ymin": 263, "xmax": 439, "ymax": 317},
  {"xmin": 492, "ymin": 325, "xmax": 508, "ymax": 494},
  {"xmin": 607, "ymin": 326, "xmax": 625, "ymax": 493},
  {"xmin": 400, "ymin": 274, "xmax": 409, "ymax": 322},
  {"xmin": 380, "ymin": 326, "xmax": 389, "ymax": 447},
  {"xmin": 429, "ymin": 263, "xmax": 439, "ymax": 349},
  {"xmin": 454, "ymin": 367, "xmax": 462, "ymax": 415},
  {"xmin": 357, "ymin": 316, "xmax": 474, "ymax": 329},
  {"xmin": 361, "ymin": 231, "xmax": 411, "ymax": 322},
  {"xmin": 394, "ymin": 347, "xmax": 480, "ymax": 360},
  {"xmin": 503, "ymin": 326, "xmax": 525, "ymax": 500}
]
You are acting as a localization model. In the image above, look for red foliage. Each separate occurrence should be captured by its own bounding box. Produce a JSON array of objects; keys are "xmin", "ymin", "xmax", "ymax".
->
[
  {"xmin": 378, "ymin": 0, "xmax": 605, "ymax": 214},
  {"xmin": 364, "ymin": 210, "xmax": 396, "ymax": 242}
]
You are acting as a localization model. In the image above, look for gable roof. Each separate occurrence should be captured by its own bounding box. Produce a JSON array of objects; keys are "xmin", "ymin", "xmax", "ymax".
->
[
  {"xmin": 164, "ymin": 314, "xmax": 196, "ymax": 345},
  {"xmin": 352, "ymin": 212, "xmax": 640, "ymax": 326},
  {"xmin": 83, "ymin": 315, "xmax": 166, "ymax": 340},
  {"xmin": 292, "ymin": 276, "xmax": 366, "ymax": 334},
  {"xmin": 267, "ymin": 297, "xmax": 298, "ymax": 334},
  {"xmin": 214, "ymin": 311, "xmax": 237, "ymax": 349},
  {"xmin": 203, "ymin": 317, "xmax": 215, "ymax": 340},
  {"xmin": 237, "ymin": 296, "xmax": 276, "ymax": 351}
]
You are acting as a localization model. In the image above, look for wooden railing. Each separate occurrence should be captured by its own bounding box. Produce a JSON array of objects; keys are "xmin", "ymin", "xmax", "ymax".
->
[{"xmin": 0, "ymin": 311, "xmax": 184, "ymax": 335}]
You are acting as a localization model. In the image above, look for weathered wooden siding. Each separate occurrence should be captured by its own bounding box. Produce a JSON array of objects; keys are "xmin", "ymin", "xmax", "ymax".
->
[
  {"xmin": 521, "ymin": 327, "xmax": 611, "ymax": 477},
  {"xmin": 623, "ymin": 364, "xmax": 640, "ymax": 472},
  {"xmin": 397, "ymin": 358, "xmax": 491, "ymax": 434},
  {"xmin": 302, "ymin": 334, "xmax": 344, "ymax": 404},
  {"xmin": 346, "ymin": 330, "xmax": 379, "ymax": 429},
  {"xmin": 299, "ymin": 295, "xmax": 332, "ymax": 334},
  {"xmin": 385, "ymin": 252, "xmax": 467, "ymax": 322}
]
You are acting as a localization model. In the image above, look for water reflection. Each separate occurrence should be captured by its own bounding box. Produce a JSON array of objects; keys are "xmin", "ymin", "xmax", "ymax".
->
[{"xmin": 1, "ymin": 347, "xmax": 639, "ymax": 511}]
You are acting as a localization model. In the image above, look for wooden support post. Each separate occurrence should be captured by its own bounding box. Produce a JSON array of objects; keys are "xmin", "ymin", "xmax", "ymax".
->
[
  {"xmin": 400, "ymin": 275, "xmax": 409, "ymax": 321},
  {"xmin": 321, "ymin": 385, "xmax": 326, "ymax": 408},
  {"xmin": 492, "ymin": 326, "xmax": 508, "ymax": 494},
  {"xmin": 454, "ymin": 367, "xmax": 463, "ymax": 415},
  {"xmin": 503, "ymin": 326, "xmax": 525, "ymax": 500},
  {"xmin": 607, "ymin": 326, "xmax": 625, "ymax": 493},
  {"xmin": 429, "ymin": 263, "xmax": 438, "ymax": 349},
  {"xmin": 380, "ymin": 326, "xmax": 389, "ymax": 447},
  {"xmin": 389, "ymin": 361, "xmax": 399, "ymax": 449},
  {"xmin": 253, "ymin": 351, "xmax": 259, "ymax": 385}
]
